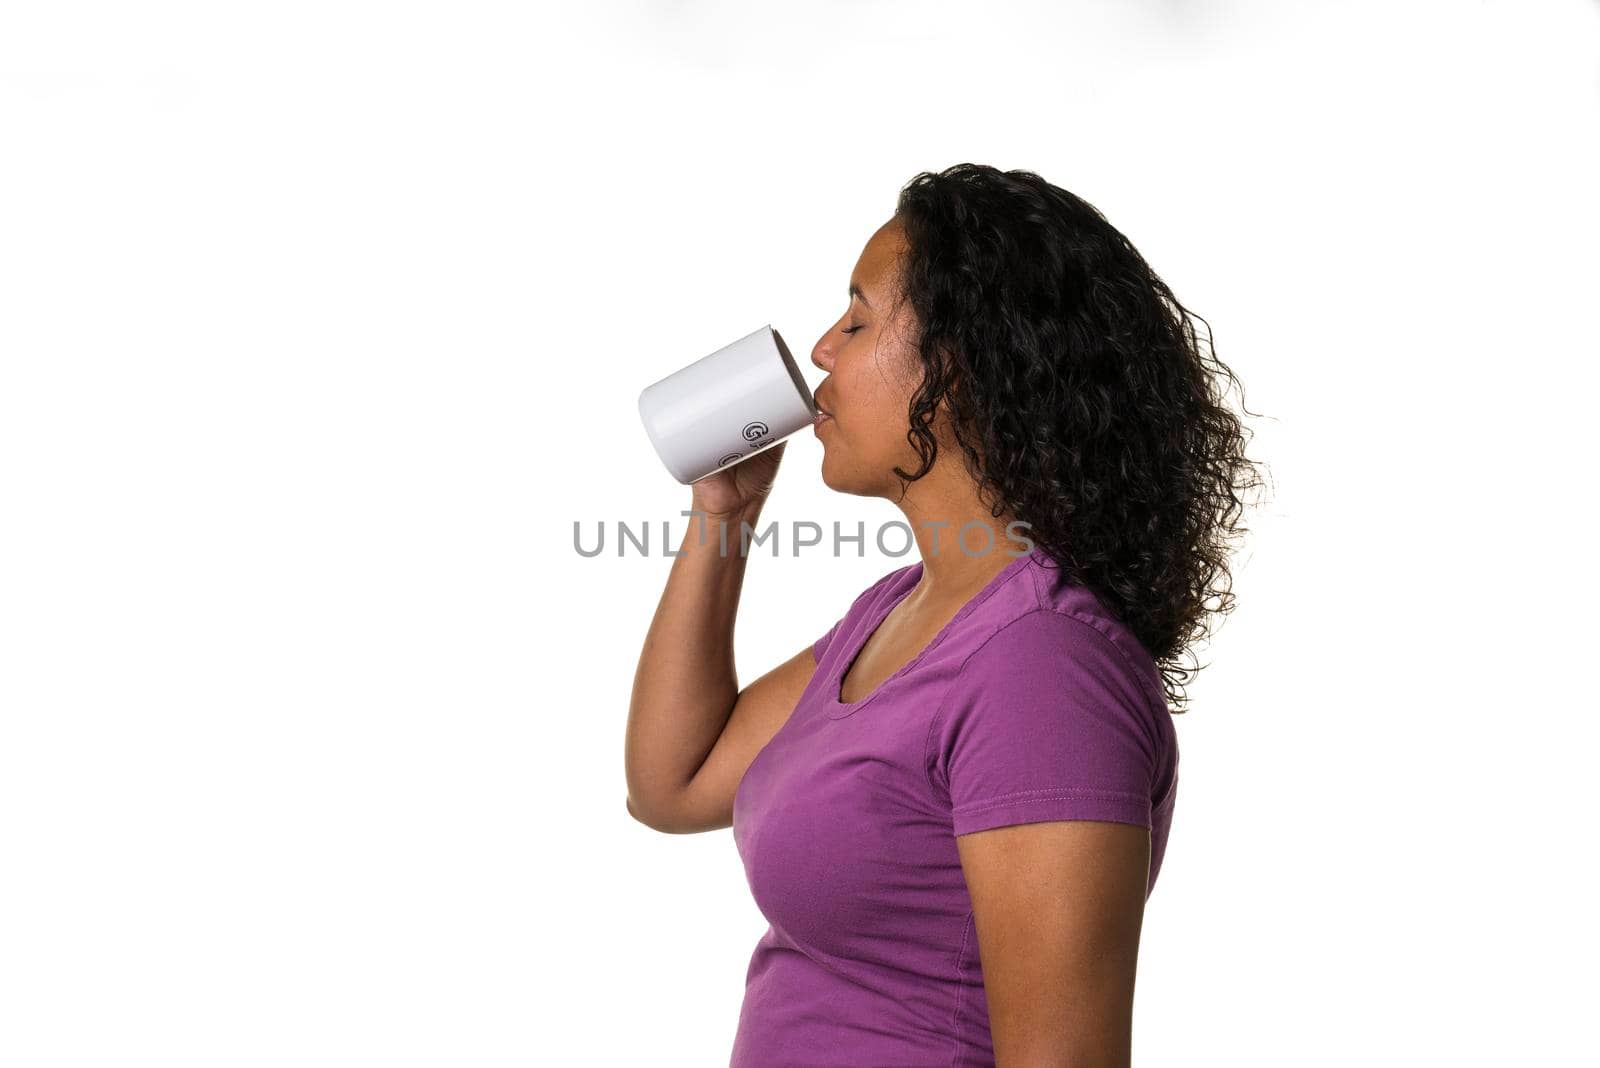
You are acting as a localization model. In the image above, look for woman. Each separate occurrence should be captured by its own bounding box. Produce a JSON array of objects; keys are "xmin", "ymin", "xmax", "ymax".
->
[{"xmin": 625, "ymin": 163, "xmax": 1260, "ymax": 1067}]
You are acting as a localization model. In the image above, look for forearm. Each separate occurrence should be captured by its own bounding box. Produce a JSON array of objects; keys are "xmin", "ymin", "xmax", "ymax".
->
[{"xmin": 624, "ymin": 501, "xmax": 763, "ymax": 818}]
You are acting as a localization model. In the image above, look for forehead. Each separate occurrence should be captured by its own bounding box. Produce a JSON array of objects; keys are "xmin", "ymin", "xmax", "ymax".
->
[{"xmin": 851, "ymin": 218, "xmax": 907, "ymax": 292}]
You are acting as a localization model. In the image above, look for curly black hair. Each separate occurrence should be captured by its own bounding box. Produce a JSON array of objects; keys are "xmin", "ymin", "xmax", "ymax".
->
[{"xmin": 890, "ymin": 163, "xmax": 1265, "ymax": 712}]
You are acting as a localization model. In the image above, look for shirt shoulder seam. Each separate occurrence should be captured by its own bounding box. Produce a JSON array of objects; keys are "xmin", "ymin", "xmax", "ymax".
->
[{"xmin": 922, "ymin": 606, "xmax": 1160, "ymax": 797}]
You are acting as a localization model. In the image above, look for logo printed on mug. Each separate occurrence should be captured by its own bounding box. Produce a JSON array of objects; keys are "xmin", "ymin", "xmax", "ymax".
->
[
  {"xmin": 717, "ymin": 453, "xmax": 742, "ymax": 467},
  {"xmin": 741, "ymin": 421, "xmax": 770, "ymax": 441}
]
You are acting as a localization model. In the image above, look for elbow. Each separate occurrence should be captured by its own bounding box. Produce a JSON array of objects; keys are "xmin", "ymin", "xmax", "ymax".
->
[
  {"xmin": 625, "ymin": 793, "xmax": 661, "ymax": 830},
  {"xmin": 625, "ymin": 792, "xmax": 694, "ymax": 835}
]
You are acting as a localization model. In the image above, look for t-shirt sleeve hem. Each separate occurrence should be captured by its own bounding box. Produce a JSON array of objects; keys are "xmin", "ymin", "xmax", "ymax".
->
[{"xmin": 951, "ymin": 789, "xmax": 1152, "ymax": 836}]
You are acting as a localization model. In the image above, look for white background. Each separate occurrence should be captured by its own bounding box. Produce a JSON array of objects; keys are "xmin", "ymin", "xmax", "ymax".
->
[{"xmin": 3, "ymin": 1, "xmax": 1597, "ymax": 1064}]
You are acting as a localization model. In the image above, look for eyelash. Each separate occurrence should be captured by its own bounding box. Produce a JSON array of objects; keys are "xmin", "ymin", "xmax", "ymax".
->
[{"xmin": 842, "ymin": 326, "xmax": 863, "ymax": 334}]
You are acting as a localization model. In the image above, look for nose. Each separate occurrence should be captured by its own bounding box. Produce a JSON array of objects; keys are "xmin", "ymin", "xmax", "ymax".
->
[{"xmin": 811, "ymin": 332, "xmax": 835, "ymax": 373}]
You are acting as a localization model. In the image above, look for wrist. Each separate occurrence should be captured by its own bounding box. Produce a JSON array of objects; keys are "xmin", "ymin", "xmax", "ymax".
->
[
  {"xmin": 689, "ymin": 496, "xmax": 766, "ymax": 525},
  {"xmin": 684, "ymin": 501, "xmax": 766, "ymax": 557}
]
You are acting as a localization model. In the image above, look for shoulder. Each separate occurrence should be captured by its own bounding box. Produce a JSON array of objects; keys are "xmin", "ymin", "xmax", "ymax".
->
[
  {"xmin": 960, "ymin": 549, "xmax": 1169, "ymax": 716},
  {"xmin": 927, "ymin": 604, "xmax": 1175, "ymax": 834},
  {"xmin": 950, "ymin": 606, "xmax": 1162, "ymax": 720},
  {"xmin": 957, "ymin": 546, "xmax": 1172, "ymax": 738}
]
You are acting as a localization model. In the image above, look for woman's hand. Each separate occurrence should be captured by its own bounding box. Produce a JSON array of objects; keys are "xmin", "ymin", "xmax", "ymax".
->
[{"xmin": 689, "ymin": 440, "xmax": 787, "ymax": 520}]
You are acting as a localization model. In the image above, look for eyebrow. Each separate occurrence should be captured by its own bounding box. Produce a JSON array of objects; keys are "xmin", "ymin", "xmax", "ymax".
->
[{"xmin": 849, "ymin": 283, "xmax": 871, "ymax": 309}]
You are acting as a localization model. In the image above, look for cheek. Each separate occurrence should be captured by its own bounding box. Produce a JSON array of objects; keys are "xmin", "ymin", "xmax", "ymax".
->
[
  {"xmin": 834, "ymin": 402, "xmax": 911, "ymax": 470},
  {"xmin": 834, "ymin": 347, "xmax": 917, "ymax": 451},
  {"xmin": 857, "ymin": 381, "xmax": 912, "ymax": 442}
]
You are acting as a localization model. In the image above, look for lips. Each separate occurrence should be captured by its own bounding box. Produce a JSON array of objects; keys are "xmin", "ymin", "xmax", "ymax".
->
[{"xmin": 812, "ymin": 402, "xmax": 832, "ymax": 433}]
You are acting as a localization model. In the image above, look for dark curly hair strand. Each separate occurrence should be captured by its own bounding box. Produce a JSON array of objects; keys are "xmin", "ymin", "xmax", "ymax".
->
[{"xmin": 890, "ymin": 163, "xmax": 1265, "ymax": 712}]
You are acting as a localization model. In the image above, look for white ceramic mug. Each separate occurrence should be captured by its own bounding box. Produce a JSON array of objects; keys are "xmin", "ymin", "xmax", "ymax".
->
[{"xmin": 638, "ymin": 324, "xmax": 816, "ymax": 484}]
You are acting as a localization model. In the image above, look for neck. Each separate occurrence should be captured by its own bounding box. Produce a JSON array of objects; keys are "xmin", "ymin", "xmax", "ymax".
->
[{"xmin": 892, "ymin": 460, "xmax": 1024, "ymax": 598}]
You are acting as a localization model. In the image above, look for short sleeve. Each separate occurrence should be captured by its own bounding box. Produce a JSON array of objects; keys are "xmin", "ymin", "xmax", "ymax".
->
[{"xmin": 930, "ymin": 609, "xmax": 1164, "ymax": 836}]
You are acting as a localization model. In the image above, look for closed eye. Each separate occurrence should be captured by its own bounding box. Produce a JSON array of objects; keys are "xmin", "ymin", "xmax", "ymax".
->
[{"xmin": 842, "ymin": 326, "xmax": 863, "ymax": 334}]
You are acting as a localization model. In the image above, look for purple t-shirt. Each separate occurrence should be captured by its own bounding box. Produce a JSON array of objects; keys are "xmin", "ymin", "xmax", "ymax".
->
[{"xmin": 729, "ymin": 545, "xmax": 1179, "ymax": 1067}]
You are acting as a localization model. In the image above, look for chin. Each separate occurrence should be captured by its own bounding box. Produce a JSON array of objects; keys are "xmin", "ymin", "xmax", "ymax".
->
[
  {"xmin": 818, "ymin": 451, "xmax": 842, "ymax": 492},
  {"xmin": 818, "ymin": 449, "xmax": 854, "ymax": 494},
  {"xmin": 818, "ymin": 457, "xmax": 878, "ymax": 498}
]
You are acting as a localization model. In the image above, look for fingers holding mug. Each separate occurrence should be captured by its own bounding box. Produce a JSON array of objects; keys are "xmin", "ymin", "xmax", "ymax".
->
[{"xmin": 690, "ymin": 440, "xmax": 787, "ymax": 519}]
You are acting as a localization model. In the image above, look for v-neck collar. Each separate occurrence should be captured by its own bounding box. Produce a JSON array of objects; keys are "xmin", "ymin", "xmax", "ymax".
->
[{"xmin": 825, "ymin": 547, "xmax": 1041, "ymax": 719}]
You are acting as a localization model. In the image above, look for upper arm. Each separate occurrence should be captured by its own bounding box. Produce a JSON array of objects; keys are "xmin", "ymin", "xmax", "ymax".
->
[
  {"xmin": 664, "ymin": 579, "xmax": 880, "ymax": 832},
  {"xmin": 930, "ymin": 609, "xmax": 1169, "ymax": 1064},
  {"xmin": 957, "ymin": 819, "xmax": 1148, "ymax": 1067},
  {"xmin": 662, "ymin": 643, "xmax": 817, "ymax": 833}
]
